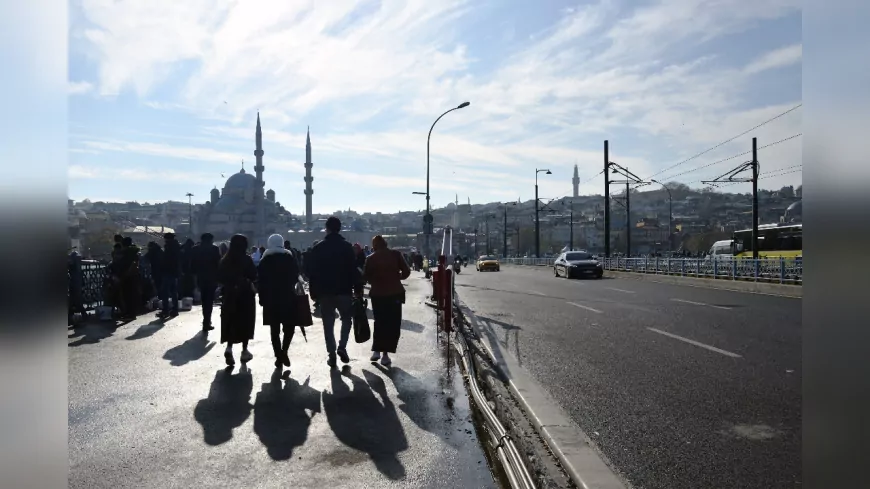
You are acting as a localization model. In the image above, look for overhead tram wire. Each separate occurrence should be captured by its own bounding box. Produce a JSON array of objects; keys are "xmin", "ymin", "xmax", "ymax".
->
[
  {"xmin": 646, "ymin": 104, "xmax": 803, "ymax": 180},
  {"xmin": 654, "ymin": 133, "xmax": 803, "ymax": 182}
]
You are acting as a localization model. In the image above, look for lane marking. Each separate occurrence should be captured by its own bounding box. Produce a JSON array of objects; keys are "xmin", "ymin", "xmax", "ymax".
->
[
  {"xmin": 529, "ymin": 290, "xmax": 546, "ymax": 296},
  {"xmin": 606, "ymin": 287, "xmax": 635, "ymax": 294},
  {"xmin": 566, "ymin": 302, "xmax": 603, "ymax": 314},
  {"xmin": 647, "ymin": 327, "xmax": 742, "ymax": 358},
  {"xmin": 671, "ymin": 298, "xmax": 732, "ymax": 310}
]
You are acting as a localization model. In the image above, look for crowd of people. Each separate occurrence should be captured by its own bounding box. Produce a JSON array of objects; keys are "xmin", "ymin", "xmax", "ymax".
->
[{"xmin": 94, "ymin": 215, "xmax": 412, "ymax": 369}]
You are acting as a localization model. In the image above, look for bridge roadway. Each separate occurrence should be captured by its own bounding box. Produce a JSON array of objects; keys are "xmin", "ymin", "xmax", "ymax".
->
[{"xmin": 455, "ymin": 264, "xmax": 801, "ymax": 489}]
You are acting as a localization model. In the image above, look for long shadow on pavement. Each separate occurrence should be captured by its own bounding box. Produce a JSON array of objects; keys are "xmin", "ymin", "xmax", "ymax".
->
[
  {"xmin": 372, "ymin": 365, "xmax": 464, "ymax": 449},
  {"xmin": 68, "ymin": 318, "xmax": 133, "ymax": 347},
  {"xmin": 193, "ymin": 366, "xmax": 253, "ymax": 446},
  {"xmin": 323, "ymin": 366, "xmax": 408, "ymax": 480},
  {"xmin": 125, "ymin": 319, "xmax": 166, "ymax": 340},
  {"xmin": 163, "ymin": 331, "xmax": 216, "ymax": 366},
  {"xmin": 253, "ymin": 370, "xmax": 321, "ymax": 461}
]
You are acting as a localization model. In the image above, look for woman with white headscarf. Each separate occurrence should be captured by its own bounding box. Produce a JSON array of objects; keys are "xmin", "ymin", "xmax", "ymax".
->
[{"xmin": 257, "ymin": 234, "xmax": 303, "ymax": 369}]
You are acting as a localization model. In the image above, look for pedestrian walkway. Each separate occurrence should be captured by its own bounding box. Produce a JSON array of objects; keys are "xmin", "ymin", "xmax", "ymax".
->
[{"xmin": 68, "ymin": 277, "xmax": 497, "ymax": 489}]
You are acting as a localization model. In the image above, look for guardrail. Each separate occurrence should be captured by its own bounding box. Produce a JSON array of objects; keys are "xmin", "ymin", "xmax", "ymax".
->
[{"xmin": 502, "ymin": 257, "xmax": 802, "ymax": 284}]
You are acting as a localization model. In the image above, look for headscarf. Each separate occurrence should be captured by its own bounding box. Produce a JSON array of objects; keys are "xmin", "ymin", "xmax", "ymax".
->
[{"xmin": 371, "ymin": 235, "xmax": 388, "ymax": 251}]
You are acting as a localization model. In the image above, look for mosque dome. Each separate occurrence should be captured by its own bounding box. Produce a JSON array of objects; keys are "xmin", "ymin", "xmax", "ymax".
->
[{"xmin": 224, "ymin": 168, "xmax": 256, "ymax": 190}]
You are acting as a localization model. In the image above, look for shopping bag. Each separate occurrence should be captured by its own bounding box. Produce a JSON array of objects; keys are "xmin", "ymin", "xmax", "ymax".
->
[
  {"xmin": 352, "ymin": 297, "xmax": 370, "ymax": 343},
  {"xmin": 293, "ymin": 293, "xmax": 314, "ymax": 327}
]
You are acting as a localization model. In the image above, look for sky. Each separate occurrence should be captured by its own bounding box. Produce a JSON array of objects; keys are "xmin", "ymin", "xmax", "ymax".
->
[{"xmin": 67, "ymin": 0, "xmax": 802, "ymax": 214}]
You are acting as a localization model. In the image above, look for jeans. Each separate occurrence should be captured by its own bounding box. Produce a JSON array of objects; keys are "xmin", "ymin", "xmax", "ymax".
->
[
  {"xmin": 160, "ymin": 276, "xmax": 179, "ymax": 313},
  {"xmin": 199, "ymin": 280, "xmax": 216, "ymax": 324},
  {"xmin": 319, "ymin": 294, "xmax": 353, "ymax": 354}
]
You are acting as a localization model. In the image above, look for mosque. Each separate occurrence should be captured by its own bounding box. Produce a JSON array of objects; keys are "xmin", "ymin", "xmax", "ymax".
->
[{"xmin": 195, "ymin": 114, "xmax": 315, "ymax": 245}]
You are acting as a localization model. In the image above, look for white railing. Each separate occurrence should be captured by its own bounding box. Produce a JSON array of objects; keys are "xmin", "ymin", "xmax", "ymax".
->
[{"xmin": 502, "ymin": 256, "xmax": 802, "ymax": 284}]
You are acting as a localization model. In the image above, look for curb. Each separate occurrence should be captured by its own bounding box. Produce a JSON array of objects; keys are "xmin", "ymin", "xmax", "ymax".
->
[
  {"xmin": 503, "ymin": 264, "xmax": 802, "ymax": 298},
  {"xmin": 456, "ymin": 299, "xmax": 628, "ymax": 489}
]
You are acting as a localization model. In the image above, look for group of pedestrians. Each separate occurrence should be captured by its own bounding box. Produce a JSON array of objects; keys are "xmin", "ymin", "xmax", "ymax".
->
[{"xmin": 210, "ymin": 216, "xmax": 411, "ymax": 369}]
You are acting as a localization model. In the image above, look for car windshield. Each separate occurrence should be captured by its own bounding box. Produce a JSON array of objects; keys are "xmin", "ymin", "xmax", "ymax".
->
[
  {"xmin": 480, "ymin": 255, "xmax": 497, "ymax": 261},
  {"xmin": 565, "ymin": 252, "xmax": 592, "ymax": 260}
]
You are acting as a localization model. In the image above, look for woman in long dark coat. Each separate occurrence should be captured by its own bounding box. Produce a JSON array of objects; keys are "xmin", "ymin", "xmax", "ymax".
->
[
  {"xmin": 218, "ymin": 234, "xmax": 257, "ymax": 366},
  {"xmin": 257, "ymin": 234, "xmax": 302, "ymax": 369},
  {"xmin": 363, "ymin": 235, "xmax": 411, "ymax": 366}
]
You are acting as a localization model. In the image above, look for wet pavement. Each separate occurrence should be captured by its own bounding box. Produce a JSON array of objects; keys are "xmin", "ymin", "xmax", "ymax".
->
[{"xmin": 69, "ymin": 276, "xmax": 498, "ymax": 489}]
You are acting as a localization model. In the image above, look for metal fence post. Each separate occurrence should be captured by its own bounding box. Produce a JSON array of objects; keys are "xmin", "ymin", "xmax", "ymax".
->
[
  {"xmin": 732, "ymin": 259, "xmax": 737, "ymax": 280},
  {"xmin": 713, "ymin": 259, "xmax": 718, "ymax": 279},
  {"xmin": 779, "ymin": 256, "xmax": 785, "ymax": 283},
  {"xmin": 695, "ymin": 259, "xmax": 700, "ymax": 277},
  {"xmin": 754, "ymin": 259, "xmax": 759, "ymax": 282}
]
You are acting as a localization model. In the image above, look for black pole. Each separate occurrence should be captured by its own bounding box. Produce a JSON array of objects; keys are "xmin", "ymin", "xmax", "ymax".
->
[
  {"xmin": 516, "ymin": 227, "xmax": 520, "ymax": 256},
  {"xmin": 668, "ymin": 189, "xmax": 673, "ymax": 252},
  {"xmin": 626, "ymin": 180, "xmax": 631, "ymax": 257},
  {"xmin": 604, "ymin": 140, "xmax": 610, "ymax": 257},
  {"xmin": 569, "ymin": 207, "xmax": 574, "ymax": 251},
  {"xmin": 503, "ymin": 206, "xmax": 508, "ymax": 258},
  {"xmin": 474, "ymin": 227, "xmax": 478, "ymax": 257},
  {"xmin": 752, "ymin": 137, "xmax": 759, "ymax": 260},
  {"xmin": 534, "ymin": 183, "xmax": 540, "ymax": 258}
]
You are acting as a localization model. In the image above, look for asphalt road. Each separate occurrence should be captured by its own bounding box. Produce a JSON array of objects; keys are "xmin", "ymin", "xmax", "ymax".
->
[
  {"xmin": 69, "ymin": 278, "xmax": 497, "ymax": 489},
  {"xmin": 455, "ymin": 264, "xmax": 801, "ymax": 489}
]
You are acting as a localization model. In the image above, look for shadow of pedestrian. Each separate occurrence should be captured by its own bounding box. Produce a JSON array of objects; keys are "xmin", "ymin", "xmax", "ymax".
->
[
  {"xmin": 373, "ymin": 366, "xmax": 462, "ymax": 449},
  {"xmin": 323, "ymin": 367, "xmax": 408, "ymax": 480},
  {"xmin": 253, "ymin": 370, "xmax": 321, "ymax": 461},
  {"xmin": 193, "ymin": 366, "xmax": 253, "ymax": 446},
  {"xmin": 125, "ymin": 320, "xmax": 165, "ymax": 340},
  {"xmin": 400, "ymin": 320, "xmax": 425, "ymax": 334},
  {"xmin": 68, "ymin": 320, "xmax": 128, "ymax": 347},
  {"xmin": 163, "ymin": 331, "xmax": 216, "ymax": 366}
]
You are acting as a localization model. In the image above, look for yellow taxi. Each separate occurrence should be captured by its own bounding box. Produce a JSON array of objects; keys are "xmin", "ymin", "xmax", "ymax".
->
[{"xmin": 476, "ymin": 255, "xmax": 500, "ymax": 272}]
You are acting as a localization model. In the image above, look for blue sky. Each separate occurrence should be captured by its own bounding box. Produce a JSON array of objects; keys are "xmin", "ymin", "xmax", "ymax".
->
[{"xmin": 67, "ymin": 0, "xmax": 802, "ymax": 213}]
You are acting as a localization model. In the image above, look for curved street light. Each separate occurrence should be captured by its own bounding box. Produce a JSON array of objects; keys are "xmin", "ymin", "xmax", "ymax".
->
[
  {"xmin": 651, "ymin": 179, "xmax": 673, "ymax": 252},
  {"xmin": 424, "ymin": 102, "xmax": 471, "ymax": 260},
  {"xmin": 534, "ymin": 169, "xmax": 551, "ymax": 257}
]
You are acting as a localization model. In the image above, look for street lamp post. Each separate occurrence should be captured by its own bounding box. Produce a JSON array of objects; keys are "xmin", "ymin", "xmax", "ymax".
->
[
  {"xmin": 425, "ymin": 102, "xmax": 470, "ymax": 262},
  {"xmin": 651, "ymin": 179, "xmax": 673, "ymax": 252},
  {"xmin": 534, "ymin": 168, "xmax": 552, "ymax": 258},
  {"xmin": 565, "ymin": 200, "xmax": 574, "ymax": 251},
  {"xmin": 185, "ymin": 192, "xmax": 194, "ymax": 238},
  {"xmin": 502, "ymin": 201, "xmax": 517, "ymax": 257}
]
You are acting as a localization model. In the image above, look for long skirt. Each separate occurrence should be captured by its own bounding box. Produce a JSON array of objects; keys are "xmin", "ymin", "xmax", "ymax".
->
[
  {"xmin": 220, "ymin": 290, "xmax": 256, "ymax": 344},
  {"xmin": 371, "ymin": 294, "xmax": 403, "ymax": 353}
]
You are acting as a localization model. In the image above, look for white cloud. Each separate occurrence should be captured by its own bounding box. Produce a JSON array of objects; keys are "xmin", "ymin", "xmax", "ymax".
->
[
  {"xmin": 744, "ymin": 44, "xmax": 802, "ymax": 74},
  {"xmin": 70, "ymin": 0, "xmax": 802, "ymax": 207},
  {"xmin": 69, "ymin": 81, "xmax": 93, "ymax": 95}
]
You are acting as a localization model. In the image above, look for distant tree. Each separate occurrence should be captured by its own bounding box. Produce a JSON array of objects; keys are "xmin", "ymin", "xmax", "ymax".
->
[
  {"xmin": 779, "ymin": 185, "xmax": 795, "ymax": 199},
  {"xmin": 80, "ymin": 228, "xmax": 117, "ymax": 259},
  {"xmin": 795, "ymin": 185, "xmax": 802, "ymax": 198}
]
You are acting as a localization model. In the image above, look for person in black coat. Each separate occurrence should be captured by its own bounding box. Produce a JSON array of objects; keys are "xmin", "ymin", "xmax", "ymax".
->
[
  {"xmin": 159, "ymin": 232, "xmax": 182, "ymax": 317},
  {"xmin": 218, "ymin": 234, "xmax": 257, "ymax": 366},
  {"xmin": 259, "ymin": 234, "xmax": 302, "ymax": 369},
  {"xmin": 191, "ymin": 233, "xmax": 221, "ymax": 331}
]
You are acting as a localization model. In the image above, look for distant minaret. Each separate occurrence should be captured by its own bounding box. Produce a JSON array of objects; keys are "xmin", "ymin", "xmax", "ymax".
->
[
  {"xmin": 304, "ymin": 127, "xmax": 313, "ymax": 228},
  {"xmin": 254, "ymin": 113, "xmax": 266, "ymax": 240},
  {"xmin": 453, "ymin": 194, "xmax": 459, "ymax": 228},
  {"xmin": 572, "ymin": 163, "xmax": 580, "ymax": 198}
]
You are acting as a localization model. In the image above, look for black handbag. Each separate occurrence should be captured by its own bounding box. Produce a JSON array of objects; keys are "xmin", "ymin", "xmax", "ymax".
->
[{"xmin": 352, "ymin": 297, "xmax": 370, "ymax": 343}]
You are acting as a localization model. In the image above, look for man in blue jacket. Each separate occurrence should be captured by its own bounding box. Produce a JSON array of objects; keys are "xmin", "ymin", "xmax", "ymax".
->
[{"xmin": 304, "ymin": 216, "xmax": 357, "ymax": 368}]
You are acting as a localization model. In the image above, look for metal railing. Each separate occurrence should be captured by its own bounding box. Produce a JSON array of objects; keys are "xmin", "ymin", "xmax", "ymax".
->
[
  {"xmin": 69, "ymin": 258, "xmax": 156, "ymax": 313},
  {"xmin": 502, "ymin": 256, "xmax": 802, "ymax": 284}
]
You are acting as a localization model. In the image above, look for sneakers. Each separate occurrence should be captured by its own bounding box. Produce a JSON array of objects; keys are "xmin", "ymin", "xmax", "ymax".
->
[
  {"xmin": 370, "ymin": 351, "xmax": 381, "ymax": 362},
  {"xmin": 337, "ymin": 349, "xmax": 350, "ymax": 364},
  {"xmin": 240, "ymin": 350, "xmax": 253, "ymax": 364},
  {"xmin": 224, "ymin": 350, "xmax": 235, "ymax": 366},
  {"xmin": 380, "ymin": 353, "xmax": 392, "ymax": 367},
  {"xmin": 327, "ymin": 353, "xmax": 337, "ymax": 368}
]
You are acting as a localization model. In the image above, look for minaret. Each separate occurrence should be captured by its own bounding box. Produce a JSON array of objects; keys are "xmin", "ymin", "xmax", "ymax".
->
[
  {"xmin": 254, "ymin": 113, "xmax": 266, "ymax": 241},
  {"xmin": 304, "ymin": 126, "xmax": 313, "ymax": 228},
  {"xmin": 572, "ymin": 163, "xmax": 580, "ymax": 198},
  {"xmin": 453, "ymin": 194, "xmax": 459, "ymax": 228}
]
